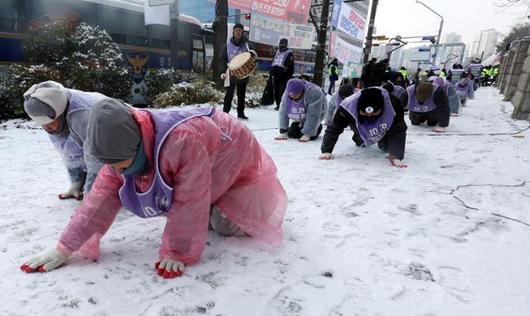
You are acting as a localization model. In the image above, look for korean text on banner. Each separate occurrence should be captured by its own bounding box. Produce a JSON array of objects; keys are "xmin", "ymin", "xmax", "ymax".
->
[
  {"xmin": 249, "ymin": 12, "xmax": 314, "ymax": 50},
  {"xmin": 331, "ymin": 0, "xmax": 365, "ymax": 41},
  {"xmin": 228, "ymin": 0, "xmax": 311, "ymax": 25},
  {"xmin": 329, "ymin": 32, "xmax": 363, "ymax": 64}
]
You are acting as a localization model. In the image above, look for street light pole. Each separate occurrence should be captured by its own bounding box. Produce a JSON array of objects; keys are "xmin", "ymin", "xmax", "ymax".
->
[
  {"xmin": 415, "ymin": 0, "xmax": 443, "ymax": 66},
  {"xmin": 363, "ymin": 0, "xmax": 379, "ymax": 63}
]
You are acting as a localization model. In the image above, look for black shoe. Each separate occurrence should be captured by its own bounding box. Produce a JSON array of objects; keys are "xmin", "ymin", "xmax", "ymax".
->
[
  {"xmin": 238, "ymin": 114, "xmax": 249, "ymax": 120},
  {"xmin": 274, "ymin": 106, "xmax": 279, "ymax": 111}
]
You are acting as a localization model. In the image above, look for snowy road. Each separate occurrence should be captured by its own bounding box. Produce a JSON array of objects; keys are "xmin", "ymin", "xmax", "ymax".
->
[{"xmin": 1, "ymin": 87, "xmax": 529, "ymax": 315}]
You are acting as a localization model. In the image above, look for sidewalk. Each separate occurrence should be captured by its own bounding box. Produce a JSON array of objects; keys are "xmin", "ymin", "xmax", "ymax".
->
[{"xmin": 0, "ymin": 87, "xmax": 529, "ymax": 315}]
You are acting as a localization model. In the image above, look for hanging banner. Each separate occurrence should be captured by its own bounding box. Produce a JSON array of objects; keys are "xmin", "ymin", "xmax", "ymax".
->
[
  {"xmin": 249, "ymin": 12, "xmax": 315, "ymax": 49},
  {"xmin": 144, "ymin": 1, "xmax": 169, "ymax": 25},
  {"xmin": 228, "ymin": 0, "xmax": 311, "ymax": 25},
  {"xmin": 329, "ymin": 32, "xmax": 363, "ymax": 64},
  {"xmin": 331, "ymin": 0, "xmax": 366, "ymax": 42}
]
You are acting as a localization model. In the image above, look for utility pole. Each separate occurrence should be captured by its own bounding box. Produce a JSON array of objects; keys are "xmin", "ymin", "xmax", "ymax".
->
[
  {"xmin": 313, "ymin": 0, "xmax": 331, "ymax": 87},
  {"xmin": 212, "ymin": 0, "xmax": 228, "ymax": 88},
  {"xmin": 169, "ymin": 1, "xmax": 180, "ymax": 69},
  {"xmin": 362, "ymin": 0, "xmax": 378, "ymax": 63}
]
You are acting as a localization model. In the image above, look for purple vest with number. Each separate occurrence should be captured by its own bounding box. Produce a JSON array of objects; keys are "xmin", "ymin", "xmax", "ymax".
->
[
  {"xmin": 118, "ymin": 107, "xmax": 215, "ymax": 218},
  {"xmin": 227, "ymin": 40, "xmax": 248, "ymax": 62},
  {"xmin": 286, "ymin": 81, "xmax": 320, "ymax": 122},
  {"xmin": 406, "ymin": 84, "xmax": 439, "ymax": 113},
  {"xmin": 341, "ymin": 87, "xmax": 396, "ymax": 146},
  {"xmin": 272, "ymin": 49, "xmax": 292, "ymax": 67}
]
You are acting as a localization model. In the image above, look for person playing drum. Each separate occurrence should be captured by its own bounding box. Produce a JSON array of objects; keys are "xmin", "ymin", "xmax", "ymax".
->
[
  {"xmin": 220, "ymin": 23, "xmax": 256, "ymax": 120},
  {"xmin": 275, "ymin": 78, "xmax": 327, "ymax": 142}
]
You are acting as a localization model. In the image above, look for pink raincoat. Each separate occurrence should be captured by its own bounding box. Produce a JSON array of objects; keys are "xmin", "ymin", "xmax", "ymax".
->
[{"xmin": 57, "ymin": 110, "xmax": 287, "ymax": 264}]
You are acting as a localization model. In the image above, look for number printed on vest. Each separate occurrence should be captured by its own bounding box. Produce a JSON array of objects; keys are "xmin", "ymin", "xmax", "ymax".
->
[{"xmin": 143, "ymin": 206, "xmax": 158, "ymax": 217}]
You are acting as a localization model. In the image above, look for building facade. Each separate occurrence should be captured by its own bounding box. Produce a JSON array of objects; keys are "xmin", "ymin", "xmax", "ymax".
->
[{"xmin": 469, "ymin": 29, "xmax": 500, "ymax": 61}]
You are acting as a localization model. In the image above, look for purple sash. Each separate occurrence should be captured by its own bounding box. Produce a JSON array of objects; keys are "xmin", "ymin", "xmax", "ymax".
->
[
  {"xmin": 456, "ymin": 80, "xmax": 469, "ymax": 95},
  {"xmin": 272, "ymin": 49, "xmax": 292, "ymax": 67},
  {"xmin": 227, "ymin": 40, "xmax": 248, "ymax": 62},
  {"xmin": 341, "ymin": 87, "xmax": 396, "ymax": 146},
  {"xmin": 119, "ymin": 107, "xmax": 215, "ymax": 218},
  {"xmin": 406, "ymin": 84, "xmax": 439, "ymax": 113}
]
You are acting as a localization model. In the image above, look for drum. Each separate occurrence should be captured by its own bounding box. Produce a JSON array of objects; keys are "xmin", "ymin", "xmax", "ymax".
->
[{"xmin": 228, "ymin": 52, "xmax": 256, "ymax": 80}]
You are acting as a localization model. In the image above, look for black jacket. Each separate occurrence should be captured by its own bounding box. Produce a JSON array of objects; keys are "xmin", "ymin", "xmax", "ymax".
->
[
  {"xmin": 402, "ymin": 88, "xmax": 450, "ymax": 127},
  {"xmin": 321, "ymin": 94, "xmax": 408, "ymax": 159}
]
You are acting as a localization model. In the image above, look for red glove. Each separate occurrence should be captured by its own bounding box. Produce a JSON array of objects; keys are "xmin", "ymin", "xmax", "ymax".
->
[
  {"xmin": 58, "ymin": 182, "xmax": 83, "ymax": 200},
  {"xmin": 20, "ymin": 249, "xmax": 69, "ymax": 273},
  {"xmin": 155, "ymin": 259, "xmax": 185, "ymax": 279}
]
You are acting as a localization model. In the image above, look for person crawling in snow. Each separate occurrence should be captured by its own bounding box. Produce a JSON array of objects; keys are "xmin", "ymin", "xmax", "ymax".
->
[
  {"xmin": 23, "ymin": 81, "xmax": 108, "ymax": 200},
  {"xmin": 402, "ymin": 81, "xmax": 450, "ymax": 133},
  {"xmin": 20, "ymin": 99, "xmax": 287, "ymax": 278},
  {"xmin": 319, "ymin": 87, "xmax": 408, "ymax": 168},
  {"xmin": 325, "ymin": 84, "xmax": 355, "ymax": 126},
  {"xmin": 275, "ymin": 78, "xmax": 326, "ymax": 142}
]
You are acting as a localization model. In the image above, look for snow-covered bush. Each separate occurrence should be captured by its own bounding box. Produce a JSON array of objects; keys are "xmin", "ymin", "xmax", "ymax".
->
[
  {"xmin": 0, "ymin": 20, "xmax": 131, "ymax": 120},
  {"xmin": 152, "ymin": 79, "xmax": 223, "ymax": 108},
  {"xmin": 245, "ymin": 73, "xmax": 268, "ymax": 108},
  {"xmin": 0, "ymin": 64, "xmax": 64, "ymax": 122},
  {"xmin": 144, "ymin": 68, "xmax": 199, "ymax": 104}
]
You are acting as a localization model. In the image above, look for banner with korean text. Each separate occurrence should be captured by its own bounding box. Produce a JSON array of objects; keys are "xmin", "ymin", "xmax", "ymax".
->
[
  {"xmin": 331, "ymin": 0, "xmax": 366, "ymax": 42},
  {"xmin": 329, "ymin": 31, "xmax": 363, "ymax": 64},
  {"xmin": 249, "ymin": 12, "xmax": 315, "ymax": 49},
  {"xmin": 227, "ymin": 0, "xmax": 311, "ymax": 25}
]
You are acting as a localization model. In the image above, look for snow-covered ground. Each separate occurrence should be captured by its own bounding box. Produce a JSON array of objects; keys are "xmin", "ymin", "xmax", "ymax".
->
[{"xmin": 1, "ymin": 87, "xmax": 529, "ymax": 315}]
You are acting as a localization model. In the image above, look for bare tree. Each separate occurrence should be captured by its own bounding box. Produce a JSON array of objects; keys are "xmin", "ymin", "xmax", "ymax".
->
[
  {"xmin": 212, "ymin": 0, "xmax": 228, "ymax": 89},
  {"xmin": 496, "ymin": 22, "xmax": 530, "ymax": 52}
]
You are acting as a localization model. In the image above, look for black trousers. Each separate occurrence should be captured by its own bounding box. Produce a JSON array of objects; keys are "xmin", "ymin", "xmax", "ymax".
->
[
  {"xmin": 409, "ymin": 111, "xmax": 440, "ymax": 126},
  {"xmin": 352, "ymin": 131, "xmax": 388, "ymax": 152},
  {"xmin": 223, "ymin": 80, "xmax": 247, "ymax": 116},
  {"xmin": 272, "ymin": 75, "xmax": 289, "ymax": 106},
  {"xmin": 287, "ymin": 122, "xmax": 323, "ymax": 140}
]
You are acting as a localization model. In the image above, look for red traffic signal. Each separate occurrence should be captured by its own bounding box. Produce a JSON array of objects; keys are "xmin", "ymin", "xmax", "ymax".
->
[{"xmin": 244, "ymin": 13, "xmax": 251, "ymax": 20}]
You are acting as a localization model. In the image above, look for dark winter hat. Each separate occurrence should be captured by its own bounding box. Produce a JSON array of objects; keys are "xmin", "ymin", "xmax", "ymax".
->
[
  {"xmin": 286, "ymin": 79, "xmax": 305, "ymax": 97},
  {"xmin": 86, "ymin": 98, "xmax": 141, "ymax": 164},
  {"xmin": 358, "ymin": 88, "xmax": 384, "ymax": 114},
  {"xmin": 416, "ymin": 82, "xmax": 434, "ymax": 103},
  {"xmin": 279, "ymin": 38, "xmax": 288, "ymax": 46},
  {"xmin": 338, "ymin": 84, "xmax": 354, "ymax": 100},
  {"xmin": 233, "ymin": 23, "xmax": 244, "ymax": 30}
]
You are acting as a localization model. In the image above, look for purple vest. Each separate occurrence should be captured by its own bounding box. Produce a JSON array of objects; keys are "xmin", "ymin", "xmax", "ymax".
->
[
  {"xmin": 286, "ymin": 81, "xmax": 320, "ymax": 122},
  {"xmin": 118, "ymin": 107, "xmax": 215, "ymax": 218},
  {"xmin": 456, "ymin": 80, "xmax": 469, "ymax": 95},
  {"xmin": 406, "ymin": 84, "xmax": 439, "ymax": 113},
  {"xmin": 50, "ymin": 90, "xmax": 107, "ymax": 169},
  {"xmin": 272, "ymin": 49, "xmax": 292, "ymax": 67},
  {"xmin": 226, "ymin": 40, "xmax": 248, "ymax": 62},
  {"xmin": 341, "ymin": 87, "xmax": 396, "ymax": 146}
]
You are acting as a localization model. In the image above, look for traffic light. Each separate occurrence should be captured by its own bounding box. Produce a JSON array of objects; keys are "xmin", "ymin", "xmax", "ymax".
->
[
  {"xmin": 422, "ymin": 36, "xmax": 436, "ymax": 44},
  {"xmin": 244, "ymin": 13, "xmax": 251, "ymax": 20}
]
